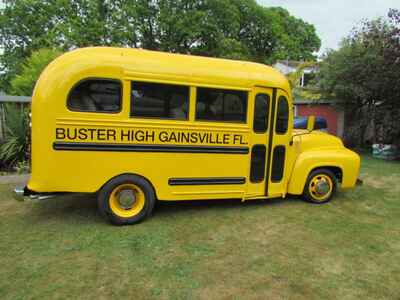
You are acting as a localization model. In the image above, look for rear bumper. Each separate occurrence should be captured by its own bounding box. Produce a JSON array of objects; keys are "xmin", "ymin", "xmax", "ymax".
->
[{"xmin": 13, "ymin": 186, "xmax": 59, "ymax": 201}]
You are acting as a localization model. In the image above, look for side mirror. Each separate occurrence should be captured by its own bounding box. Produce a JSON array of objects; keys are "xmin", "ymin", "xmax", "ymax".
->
[{"xmin": 306, "ymin": 116, "xmax": 315, "ymax": 131}]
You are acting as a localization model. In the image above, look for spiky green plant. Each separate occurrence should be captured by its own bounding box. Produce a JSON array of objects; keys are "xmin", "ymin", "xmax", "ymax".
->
[{"xmin": 0, "ymin": 104, "xmax": 30, "ymax": 168}]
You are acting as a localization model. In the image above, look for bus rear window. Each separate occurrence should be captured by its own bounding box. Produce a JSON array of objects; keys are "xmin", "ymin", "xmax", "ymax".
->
[
  {"xmin": 67, "ymin": 79, "xmax": 122, "ymax": 113},
  {"xmin": 196, "ymin": 88, "xmax": 247, "ymax": 123},
  {"xmin": 131, "ymin": 82, "xmax": 189, "ymax": 120}
]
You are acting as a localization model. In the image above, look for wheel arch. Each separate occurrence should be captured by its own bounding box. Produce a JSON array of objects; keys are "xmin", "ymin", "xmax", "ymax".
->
[
  {"xmin": 98, "ymin": 172, "xmax": 158, "ymax": 199},
  {"xmin": 288, "ymin": 159, "xmax": 344, "ymax": 195},
  {"xmin": 309, "ymin": 166, "xmax": 343, "ymax": 183}
]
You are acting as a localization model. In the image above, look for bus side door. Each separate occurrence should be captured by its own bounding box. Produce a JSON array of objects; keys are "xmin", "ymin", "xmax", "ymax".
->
[
  {"xmin": 247, "ymin": 87, "xmax": 273, "ymax": 197},
  {"xmin": 267, "ymin": 89, "xmax": 292, "ymax": 197}
]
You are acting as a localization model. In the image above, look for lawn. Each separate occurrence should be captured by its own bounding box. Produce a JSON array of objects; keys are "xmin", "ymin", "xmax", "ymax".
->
[{"xmin": 0, "ymin": 155, "xmax": 399, "ymax": 299}]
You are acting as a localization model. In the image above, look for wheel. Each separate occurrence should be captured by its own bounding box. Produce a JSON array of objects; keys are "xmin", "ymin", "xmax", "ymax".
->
[
  {"xmin": 303, "ymin": 169, "xmax": 337, "ymax": 204},
  {"xmin": 97, "ymin": 174, "xmax": 156, "ymax": 225}
]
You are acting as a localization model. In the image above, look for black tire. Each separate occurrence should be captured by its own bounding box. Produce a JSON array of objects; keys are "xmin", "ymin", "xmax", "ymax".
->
[
  {"xmin": 302, "ymin": 168, "xmax": 337, "ymax": 204},
  {"xmin": 97, "ymin": 174, "xmax": 156, "ymax": 225}
]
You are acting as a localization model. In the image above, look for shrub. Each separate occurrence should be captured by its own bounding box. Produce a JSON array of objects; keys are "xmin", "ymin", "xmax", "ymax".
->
[
  {"xmin": 0, "ymin": 104, "xmax": 30, "ymax": 168},
  {"xmin": 10, "ymin": 48, "xmax": 63, "ymax": 96}
]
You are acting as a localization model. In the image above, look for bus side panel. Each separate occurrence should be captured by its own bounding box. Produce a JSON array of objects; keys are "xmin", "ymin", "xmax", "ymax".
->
[{"xmin": 29, "ymin": 124, "xmax": 250, "ymax": 201}]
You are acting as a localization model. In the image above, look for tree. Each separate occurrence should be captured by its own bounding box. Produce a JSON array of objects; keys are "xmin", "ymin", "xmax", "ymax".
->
[
  {"xmin": 317, "ymin": 9, "xmax": 400, "ymax": 146},
  {"xmin": 287, "ymin": 61, "xmax": 322, "ymax": 101},
  {"xmin": 0, "ymin": 0, "xmax": 321, "ymax": 92},
  {"xmin": 10, "ymin": 48, "xmax": 63, "ymax": 96}
]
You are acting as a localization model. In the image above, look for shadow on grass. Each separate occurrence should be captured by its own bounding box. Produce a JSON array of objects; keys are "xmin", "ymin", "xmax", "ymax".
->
[
  {"xmin": 29, "ymin": 193, "xmax": 103, "ymax": 224},
  {"xmin": 28, "ymin": 192, "xmax": 304, "ymax": 223},
  {"xmin": 155, "ymin": 196, "xmax": 304, "ymax": 216}
]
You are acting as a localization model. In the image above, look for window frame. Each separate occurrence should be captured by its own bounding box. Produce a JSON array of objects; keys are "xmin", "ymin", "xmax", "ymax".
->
[
  {"xmin": 66, "ymin": 77, "xmax": 123, "ymax": 114},
  {"xmin": 194, "ymin": 87, "xmax": 248, "ymax": 124},
  {"xmin": 250, "ymin": 144, "xmax": 267, "ymax": 183},
  {"xmin": 275, "ymin": 95, "xmax": 289, "ymax": 135},
  {"xmin": 253, "ymin": 93, "xmax": 270, "ymax": 133},
  {"xmin": 130, "ymin": 81, "xmax": 190, "ymax": 121}
]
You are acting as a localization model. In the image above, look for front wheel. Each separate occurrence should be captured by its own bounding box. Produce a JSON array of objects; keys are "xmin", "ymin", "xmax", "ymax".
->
[
  {"xmin": 97, "ymin": 174, "xmax": 156, "ymax": 225},
  {"xmin": 303, "ymin": 169, "xmax": 337, "ymax": 204}
]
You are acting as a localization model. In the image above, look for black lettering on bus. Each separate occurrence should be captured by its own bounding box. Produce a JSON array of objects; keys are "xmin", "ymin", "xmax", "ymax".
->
[
  {"xmin": 233, "ymin": 134, "xmax": 240, "ymax": 145},
  {"xmin": 198, "ymin": 132, "xmax": 207, "ymax": 144},
  {"xmin": 107, "ymin": 129, "xmax": 116, "ymax": 141},
  {"xmin": 97, "ymin": 129, "xmax": 106, "ymax": 141},
  {"xmin": 78, "ymin": 128, "xmax": 88, "ymax": 140},
  {"xmin": 56, "ymin": 128, "xmax": 66, "ymax": 140},
  {"xmin": 190, "ymin": 132, "xmax": 198, "ymax": 143},
  {"xmin": 87, "ymin": 128, "xmax": 96, "ymax": 140},
  {"xmin": 169, "ymin": 132, "xmax": 178, "ymax": 143},
  {"xmin": 159, "ymin": 131, "xmax": 168, "ymax": 143},
  {"xmin": 135, "ymin": 130, "xmax": 146, "ymax": 142},
  {"xmin": 223, "ymin": 133, "xmax": 230, "ymax": 144},
  {"xmin": 180, "ymin": 132, "xmax": 190, "ymax": 143},
  {"xmin": 67, "ymin": 128, "xmax": 77, "ymax": 140},
  {"xmin": 209, "ymin": 133, "xmax": 216, "ymax": 144},
  {"xmin": 120, "ymin": 129, "xmax": 130, "ymax": 141},
  {"xmin": 146, "ymin": 130, "xmax": 155, "ymax": 142}
]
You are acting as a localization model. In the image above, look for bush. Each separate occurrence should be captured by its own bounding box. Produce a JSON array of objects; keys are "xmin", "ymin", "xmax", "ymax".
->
[
  {"xmin": 10, "ymin": 48, "xmax": 63, "ymax": 96},
  {"xmin": 0, "ymin": 104, "xmax": 30, "ymax": 169}
]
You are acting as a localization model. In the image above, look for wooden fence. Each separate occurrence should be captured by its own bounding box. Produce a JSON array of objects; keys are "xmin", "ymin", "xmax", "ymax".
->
[{"xmin": 0, "ymin": 95, "xmax": 31, "ymax": 141}]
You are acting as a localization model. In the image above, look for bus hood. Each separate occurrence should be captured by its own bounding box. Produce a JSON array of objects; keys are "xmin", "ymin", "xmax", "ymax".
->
[{"xmin": 292, "ymin": 130, "xmax": 344, "ymax": 152}]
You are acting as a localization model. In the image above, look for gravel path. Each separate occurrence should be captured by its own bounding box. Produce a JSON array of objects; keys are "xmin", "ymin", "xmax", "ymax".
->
[{"xmin": 0, "ymin": 174, "xmax": 29, "ymax": 185}]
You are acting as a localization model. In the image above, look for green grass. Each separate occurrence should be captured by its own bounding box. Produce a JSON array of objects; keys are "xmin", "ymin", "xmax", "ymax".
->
[{"xmin": 1, "ymin": 155, "xmax": 400, "ymax": 299}]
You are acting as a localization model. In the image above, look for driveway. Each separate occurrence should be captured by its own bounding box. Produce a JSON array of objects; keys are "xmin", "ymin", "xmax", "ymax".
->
[{"xmin": 0, "ymin": 174, "xmax": 29, "ymax": 185}]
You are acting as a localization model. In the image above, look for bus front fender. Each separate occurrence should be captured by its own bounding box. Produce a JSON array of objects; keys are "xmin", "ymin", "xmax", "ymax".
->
[{"xmin": 287, "ymin": 148, "xmax": 360, "ymax": 195}]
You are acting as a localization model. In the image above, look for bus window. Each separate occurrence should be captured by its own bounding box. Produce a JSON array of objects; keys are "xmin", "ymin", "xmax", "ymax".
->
[
  {"xmin": 271, "ymin": 145, "xmax": 286, "ymax": 182},
  {"xmin": 250, "ymin": 145, "xmax": 266, "ymax": 182},
  {"xmin": 253, "ymin": 94, "xmax": 270, "ymax": 133},
  {"xmin": 131, "ymin": 82, "xmax": 189, "ymax": 120},
  {"xmin": 196, "ymin": 87, "xmax": 247, "ymax": 123},
  {"xmin": 67, "ymin": 79, "xmax": 122, "ymax": 113},
  {"xmin": 276, "ymin": 96, "xmax": 289, "ymax": 134}
]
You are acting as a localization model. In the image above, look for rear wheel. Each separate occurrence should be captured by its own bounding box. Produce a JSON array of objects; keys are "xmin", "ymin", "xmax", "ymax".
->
[
  {"xmin": 97, "ymin": 174, "xmax": 155, "ymax": 225},
  {"xmin": 303, "ymin": 169, "xmax": 337, "ymax": 204}
]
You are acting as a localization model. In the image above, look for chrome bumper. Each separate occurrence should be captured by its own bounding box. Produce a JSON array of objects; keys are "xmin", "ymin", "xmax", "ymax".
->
[
  {"xmin": 13, "ymin": 186, "xmax": 58, "ymax": 201},
  {"xmin": 13, "ymin": 187, "xmax": 27, "ymax": 202}
]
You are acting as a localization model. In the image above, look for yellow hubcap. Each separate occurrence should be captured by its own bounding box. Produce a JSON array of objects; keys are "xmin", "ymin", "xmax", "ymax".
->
[
  {"xmin": 109, "ymin": 184, "xmax": 145, "ymax": 218},
  {"xmin": 308, "ymin": 174, "xmax": 333, "ymax": 201}
]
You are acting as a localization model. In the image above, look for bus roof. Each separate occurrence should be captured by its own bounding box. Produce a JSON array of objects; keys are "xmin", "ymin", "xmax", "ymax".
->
[{"xmin": 48, "ymin": 47, "xmax": 290, "ymax": 91}]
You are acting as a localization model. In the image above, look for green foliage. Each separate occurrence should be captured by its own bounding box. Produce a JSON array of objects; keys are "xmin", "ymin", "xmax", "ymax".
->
[
  {"xmin": 0, "ymin": 0, "xmax": 321, "ymax": 92},
  {"xmin": 317, "ymin": 9, "xmax": 400, "ymax": 146},
  {"xmin": 0, "ymin": 104, "xmax": 29, "ymax": 168},
  {"xmin": 10, "ymin": 48, "xmax": 63, "ymax": 96},
  {"xmin": 286, "ymin": 62, "xmax": 322, "ymax": 101},
  {"xmin": 15, "ymin": 160, "xmax": 30, "ymax": 174},
  {"xmin": 318, "ymin": 9, "xmax": 400, "ymax": 107}
]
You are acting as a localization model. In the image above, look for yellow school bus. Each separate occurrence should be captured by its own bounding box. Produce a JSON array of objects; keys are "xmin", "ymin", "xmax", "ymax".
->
[{"xmin": 14, "ymin": 47, "xmax": 360, "ymax": 225}]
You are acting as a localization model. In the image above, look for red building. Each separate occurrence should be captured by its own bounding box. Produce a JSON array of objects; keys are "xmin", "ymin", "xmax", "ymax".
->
[{"xmin": 295, "ymin": 99, "xmax": 344, "ymax": 138}]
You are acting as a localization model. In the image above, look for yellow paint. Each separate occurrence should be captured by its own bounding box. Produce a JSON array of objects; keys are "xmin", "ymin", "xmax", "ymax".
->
[
  {"xmin": 287, "ymin": 130, "xmax": 360, "ymax": 195},
  {"xmin": 27, "ymin": 47, "xmax": 360, "ymax": 202},
  {"xmin": 308, "ymin": 174, "xmax": 333, "ymax": 201}
]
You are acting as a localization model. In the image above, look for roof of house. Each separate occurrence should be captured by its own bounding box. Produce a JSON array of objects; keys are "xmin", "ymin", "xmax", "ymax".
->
[{"xmin": 275, "ymin": 60, "xmax": 306, "ymax": 68}]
